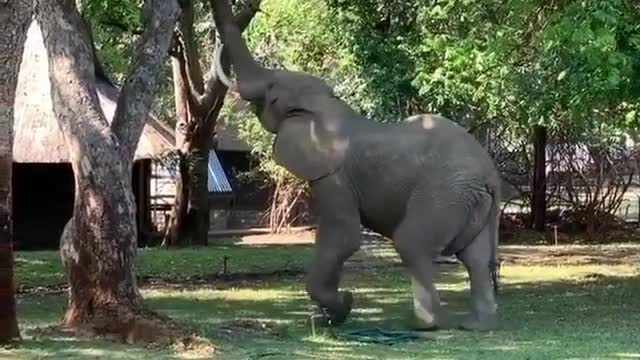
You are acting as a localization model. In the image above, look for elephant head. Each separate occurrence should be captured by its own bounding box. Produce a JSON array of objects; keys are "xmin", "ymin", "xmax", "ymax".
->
[{"xmin": 211, "ymin": 0, "xmax": 351, "ymax": 182}]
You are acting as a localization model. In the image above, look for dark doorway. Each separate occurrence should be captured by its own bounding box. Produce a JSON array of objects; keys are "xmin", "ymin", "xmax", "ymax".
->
[
  {"xmin": 12, "ymin": 163, "xmax": 74, "ymax": 250},
  {"xmin": 13, "ymin": 161, "xmax": 152, "ymax": 250}
]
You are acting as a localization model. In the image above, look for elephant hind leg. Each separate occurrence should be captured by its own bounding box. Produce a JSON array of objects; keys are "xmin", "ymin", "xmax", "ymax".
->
[
  {"xmin": 456, "ymin": 213, "xmax": 499, "ymax": 331},
  {"xmin": 393, "ymin": 199, "xmax": 468, "ymax": 330}
]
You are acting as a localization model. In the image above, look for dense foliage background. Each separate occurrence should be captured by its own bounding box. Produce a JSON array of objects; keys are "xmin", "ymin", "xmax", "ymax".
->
[
  {"xmin": 85, "ymin": 0, "xmax": 640, "ymax": 230},
  {"xmin": 86, "ymin": 0, "xmax": 640, "ymax": 155},
  {"xmin": 232, "ymin": 0, "xmax": 640, "ymax": 211}
]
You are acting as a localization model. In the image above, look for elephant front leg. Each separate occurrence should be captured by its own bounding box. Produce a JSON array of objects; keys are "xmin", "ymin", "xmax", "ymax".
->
[
  {"xmin": 305, "ymin": 219, "xmax": 361, "ymax": 326},
  {"xmin": 305, "ymin": 176, "xmax": 361, "ymax": 326},
  {"xmin": 410, "ymin": 272, "xmax": 442, "ymax": 330}
]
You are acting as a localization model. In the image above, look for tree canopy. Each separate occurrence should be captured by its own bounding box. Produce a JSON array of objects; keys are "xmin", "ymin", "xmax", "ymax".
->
[
  {"xmin": 85, "ymin": 0, "xmax": 640, "ymax": 144},
  {"xmin": 83, "ymin": 0, "xmax": 640, "ymax": 229},
  {"xmin": 217, "ymin": 0, "xmax": 640, "ymax": 197}
]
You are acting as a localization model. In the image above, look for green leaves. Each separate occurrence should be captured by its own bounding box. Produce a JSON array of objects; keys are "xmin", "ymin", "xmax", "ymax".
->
[
  {"xmin": 222, "ymin": 0, "xmax": 640, "ymax": 185},
  {"xmin": 84, "ymin": 0, "xmax": 145, "ymax": 81}
]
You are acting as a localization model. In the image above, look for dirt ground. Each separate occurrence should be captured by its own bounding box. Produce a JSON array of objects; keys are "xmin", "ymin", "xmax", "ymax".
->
[{"xmin": 229, "ymin": 230, "xmax": 317, "ymax": 245}]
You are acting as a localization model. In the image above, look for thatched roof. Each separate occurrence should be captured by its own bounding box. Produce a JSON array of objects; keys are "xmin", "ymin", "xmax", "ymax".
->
[{"xmin": 13, "ymin": 20, "xmax": 174, "ymax": 163}]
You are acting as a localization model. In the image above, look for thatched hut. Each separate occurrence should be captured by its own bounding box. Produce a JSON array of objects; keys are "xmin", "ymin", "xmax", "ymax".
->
[{"xmin": 12, "ymin": 21, "xmax": 174, "ymax": 249}]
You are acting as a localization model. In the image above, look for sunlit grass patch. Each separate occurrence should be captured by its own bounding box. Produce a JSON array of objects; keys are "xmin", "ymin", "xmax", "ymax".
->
[{"xmin": 501, "ymin": 264, "xmax": 639, "ymax": 285}]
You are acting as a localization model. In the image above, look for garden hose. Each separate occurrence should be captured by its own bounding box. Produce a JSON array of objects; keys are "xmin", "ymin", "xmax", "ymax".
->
[
  {"xmin": 246, "ymin": 328, "xmax": 431, "ymax": 359},
  {"xmin": 336, "ymin": 327, "xmax": 434, "ymax": 345}
]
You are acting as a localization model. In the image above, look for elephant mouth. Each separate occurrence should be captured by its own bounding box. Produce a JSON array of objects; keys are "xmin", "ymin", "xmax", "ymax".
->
[{"xmin": 286, "ymin": 108, "xmax": 309, "ymax": 117}]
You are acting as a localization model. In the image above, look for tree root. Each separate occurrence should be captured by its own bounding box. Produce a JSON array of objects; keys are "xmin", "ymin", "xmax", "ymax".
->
[{"xmin": 57, "ymin": 303, "xmax": 215, "ymax": 354}]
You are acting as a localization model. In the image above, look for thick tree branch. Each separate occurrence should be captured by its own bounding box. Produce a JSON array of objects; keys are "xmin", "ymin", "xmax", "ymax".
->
[
  {"xmin": 175, "ymin": 0, "xmax": 205, "ymax": 96},
  {"xmin": 204, "ymin": 96, "xmax": 225, "ymax": 135},
  {"xmin": 37, "ymin": 0, "xmax": 111, "ymax": 163},
  {"xmin": 173, "ymin": 35, "xmax": 203, "ymax": 115},
  {"xmin": 111, "ymin": 0, "xmax": 180, "ymax": 164},
  {"xmin": 198, "ymin": 0, "xmax": 262, "ymax": 110}
]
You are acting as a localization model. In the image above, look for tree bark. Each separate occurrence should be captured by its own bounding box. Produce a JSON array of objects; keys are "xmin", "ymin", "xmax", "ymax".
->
[
  {"xmin": 0, "ymin": 0, "xmax": 31, "ymax": 343},
  {"xmin": 163, "ymin": 0, "xmax": 261, "ymax": 246},
  {"xmin": 531, "ymin": 125, "xmax": 547, "ymax": 231},
  {"xmin": 37, "ymin": 0, "xmax": 184, "ymax": 344},
  {"xmin": 187, "ymin": 147, "xmax": 211, "ymax": 246}
]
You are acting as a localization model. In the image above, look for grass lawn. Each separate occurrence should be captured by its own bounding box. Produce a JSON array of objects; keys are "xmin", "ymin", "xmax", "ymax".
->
[{"xmin": 3, "ymin": 241, "xmax": 640, "ymax": 359}]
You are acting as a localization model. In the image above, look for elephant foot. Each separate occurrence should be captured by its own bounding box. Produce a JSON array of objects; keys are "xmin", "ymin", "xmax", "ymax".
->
[
  {"xmin": 328, "ymin": 290, "xmax": 353, "ymax": 326},
  {"xmin": 413, "ymin": 305, "xmax": 441, "ymax": 331},
  {"xmin": 312, "ymin": 291, "xmax": 354, "ymax": 327},
  {"xmin": 413, "ymin": 317, "xmax": 440, "ymax": 331},
  {"xmin": 460, "ymin": 312, "xmax": 497, "ymax": 332}
]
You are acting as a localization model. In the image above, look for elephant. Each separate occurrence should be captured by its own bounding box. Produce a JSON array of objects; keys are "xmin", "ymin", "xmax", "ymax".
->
[{"xmin": 210, "ymin": 0, "xmax": 502, "ymax": 331}]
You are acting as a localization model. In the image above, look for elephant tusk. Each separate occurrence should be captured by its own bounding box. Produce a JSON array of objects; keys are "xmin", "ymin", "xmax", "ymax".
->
[{"xmin": 214, "ymin": 42, "xmax": 238, "ymax": 93}]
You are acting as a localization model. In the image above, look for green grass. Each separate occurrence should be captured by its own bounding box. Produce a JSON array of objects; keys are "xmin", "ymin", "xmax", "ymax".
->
[
  {"xmin": 14, "ymin": 245, "xmax": 314, "ymax": 288},
  {"xmin": 4, "ymin": 244, "xmax": 640, "ymax": 360}
]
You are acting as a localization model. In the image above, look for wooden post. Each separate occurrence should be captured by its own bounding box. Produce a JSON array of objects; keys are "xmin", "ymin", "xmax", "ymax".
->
[
  {"xmin": 531, "ymin": 125, "xmax": 547, "ymax": 232},
  {"xmin": 143, "ymin": 159, "xmax": 152, "ymax": 232}
]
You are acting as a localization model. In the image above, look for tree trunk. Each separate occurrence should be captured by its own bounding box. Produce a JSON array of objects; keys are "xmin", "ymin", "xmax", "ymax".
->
[
  {"xmin": 37, "ymin": 0, "xmax": 184, "ymax": 344},
  {"xmin": 162, "ymin": 55, "xmax": 193, "ymax": 247},
  {"xmin": 531, "ymin": 125, "xmax": 547, "ymax": 231},
  {"xmin": 164, "ymin": 139, "xmax": 211, "ymax": 247},
  {"xmin": 162, "ymin": 153, "xmax": 191, "ymax": 246},
  {"xmin": 0, "ymin": 0, "xmax": 30, "ymax": 343},
  {"xmin": 163, "ymin": 34, "xmax": 212, "ymax": 246},
  {"xmin": 163, "ymin": 0, "xmax": 261, "ymax": 246}
]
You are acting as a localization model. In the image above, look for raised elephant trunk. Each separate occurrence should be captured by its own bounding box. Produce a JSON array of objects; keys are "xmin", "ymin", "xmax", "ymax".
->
[
  {"xmin": 209, "ymin": 0, "xmax": 270, "ymax": 100},
  {"xmin": 214, "ymin": 43, "xmax": 236, "ymax": 91}
]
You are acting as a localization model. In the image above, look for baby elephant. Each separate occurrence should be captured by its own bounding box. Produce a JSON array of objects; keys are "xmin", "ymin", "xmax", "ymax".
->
[{"xmin": 210, "ymin": 0, "xmax": 501, "ymax": 331}]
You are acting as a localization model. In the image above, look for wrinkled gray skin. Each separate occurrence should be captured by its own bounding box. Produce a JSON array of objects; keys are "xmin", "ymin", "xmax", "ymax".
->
[{"xmin": 211, "ymin": 0, "xmax": 501, "ymax": 331}]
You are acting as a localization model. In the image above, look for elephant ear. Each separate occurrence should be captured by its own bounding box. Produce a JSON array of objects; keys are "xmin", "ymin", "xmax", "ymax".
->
[{"xmin": 273, "ymin": 116, "xmax": 349, "ymax": 182}]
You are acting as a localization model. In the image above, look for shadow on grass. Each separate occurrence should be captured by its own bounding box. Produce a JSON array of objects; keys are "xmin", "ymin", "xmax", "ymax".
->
[
  {"xmin": 3, "ymin": 337, "xmax": 178, "ymax": 360},
  {"xmin": 144, "ymin": 269, "xmax": 640, "ymax": 360},
  {"xmin": 10, "ymin": 264, "xmax": 640, "ymax": 360}
]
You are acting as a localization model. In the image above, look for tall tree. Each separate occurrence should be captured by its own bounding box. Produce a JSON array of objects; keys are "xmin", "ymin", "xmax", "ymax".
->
[
  {"xmin": 0, "ymin": 0, "xmax": 31, "ymax": 343},
  {"xmin": 37, "ymin": 0, "xmax": 184, "ymax": 343},
  {"xmin": 163, "ymin": 0, "xmax": 261, "ymax": 246}
]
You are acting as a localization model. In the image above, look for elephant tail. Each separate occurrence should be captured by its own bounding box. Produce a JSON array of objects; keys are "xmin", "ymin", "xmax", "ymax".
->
[{"xmin": 486, "ymin": 185, "xmax": 501, "ymax": 296}]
